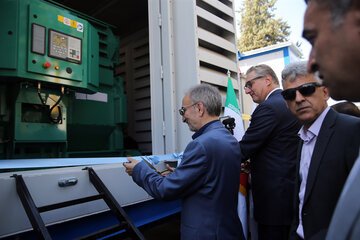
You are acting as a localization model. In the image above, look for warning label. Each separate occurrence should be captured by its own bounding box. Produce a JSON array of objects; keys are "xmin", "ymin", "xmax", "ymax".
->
[{"xmin": 57, "ymin": 15, "xmax": 84, "ymax": 32}]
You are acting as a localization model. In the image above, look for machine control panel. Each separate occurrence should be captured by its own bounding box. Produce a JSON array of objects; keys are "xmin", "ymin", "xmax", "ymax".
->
[
  {"xmin": 49, "ymin": 30, "xmax": 81, "ymax": 63},
  {"xmin": 0, "ymin": 0, "xmax": 99, "ymax": 92},
  {"xmin": 26, "ymin": 2, "xmax": 94, "ymax": 88}
]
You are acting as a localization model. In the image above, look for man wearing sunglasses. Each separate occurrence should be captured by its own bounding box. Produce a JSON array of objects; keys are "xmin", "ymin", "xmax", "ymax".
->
[
  {"xmin": 239, "ymin": 64, "xmax": 301, "ymax": 240},
  {"xmin": 281, "ymin": 61, "xmax": 360, "ymax": 240},
  {"xmin": 124, "ymin": 84, "xmax": 245, "ymax": 240}
]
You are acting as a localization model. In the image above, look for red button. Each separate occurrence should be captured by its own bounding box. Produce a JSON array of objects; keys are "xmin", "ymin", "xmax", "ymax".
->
[{"xmin": 43, "ymin": 62, "xmax": 51, "ymax": 68}]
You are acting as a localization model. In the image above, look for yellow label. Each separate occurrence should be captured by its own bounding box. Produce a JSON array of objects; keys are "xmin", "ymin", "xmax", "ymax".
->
[
  {"xmin": 242, "ymin": 114, "xmax": 251, "ymax": 121},
  {"xmin": 57, "ymin": 15, "xmax": 64, "ymax": 23},
  {"xmin": 70, "ymin": 20, "xmax": 77, "ymax": 28}
]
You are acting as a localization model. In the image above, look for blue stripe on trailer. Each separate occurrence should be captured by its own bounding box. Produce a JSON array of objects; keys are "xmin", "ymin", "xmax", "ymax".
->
[{"xmin": 2, "ymin": 199, "xmax": 181, "ymax": 240}]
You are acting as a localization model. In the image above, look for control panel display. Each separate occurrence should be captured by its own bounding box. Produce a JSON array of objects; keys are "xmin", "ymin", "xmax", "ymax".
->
[{"xmin": 49, "ymin": 30, "xmax": 81, "ymax": 63}]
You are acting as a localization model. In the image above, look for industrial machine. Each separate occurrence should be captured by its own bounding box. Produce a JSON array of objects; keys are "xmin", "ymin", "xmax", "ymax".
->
[
  {"xmin": 0, "ymin": 0, "xmax": 128, "ymax": 159},
  {"xmin": 0, "ymin": 0, "xmax": 241, "ymax": 238},
  {"xmin": 0, "ymin": 1, "xmax": 157, "ymax": 238}
]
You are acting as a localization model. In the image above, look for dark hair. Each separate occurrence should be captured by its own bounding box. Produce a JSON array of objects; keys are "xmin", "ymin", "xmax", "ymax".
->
[
  {"xmin": 331, "ymin": 101, "xmax": 360, "ymax": 117},
  {"xmin": 188, "ymin": 84, "xmax": 222, "ymax": 116},
  {"xmin": 246, "ymin": 64, "xmax": 279, "ymax": 85},
  {"xmin": 305, "ymin": 0, "xmax": 355, "ymax": 27}
]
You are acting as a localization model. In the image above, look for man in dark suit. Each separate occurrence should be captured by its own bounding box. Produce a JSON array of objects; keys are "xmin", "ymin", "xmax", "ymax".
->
[
  {"xmin": 281, "ymin": 61, "xmax": 360, "ymax": 240},
  {"xmin": 239, "ymin": 64, "xmax": 301, "ymax": 240},
  {"xmin": 302, "ymin": 1, "xmax": 360, "ymax": 238},
  {"xmin": 124, "ymin": 84, "xmax": 245, "ymax": 240}
]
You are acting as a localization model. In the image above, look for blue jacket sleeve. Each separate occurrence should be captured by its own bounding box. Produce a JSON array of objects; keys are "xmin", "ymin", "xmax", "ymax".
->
[{"xmin": 132, "ymin": 140, "xmax": 208, "ymax": 201}]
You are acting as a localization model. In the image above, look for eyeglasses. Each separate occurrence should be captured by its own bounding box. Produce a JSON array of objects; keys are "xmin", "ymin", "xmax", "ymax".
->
[
  {"xmin": 281, "ymin": 82, "xmax": 322, "ymax": 101},
  {"xmin": 179, "ymin": 102, "xmax": 198, "ymax": 116},
  {"xmin": 244, "ymin": 75, "xmax": 265, "ymax": 90}
]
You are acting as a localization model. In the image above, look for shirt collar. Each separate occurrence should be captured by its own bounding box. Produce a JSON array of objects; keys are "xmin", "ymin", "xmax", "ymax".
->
[
  {"xmin": 298, "ymin": 106, "xmax": 330, "ymax": 141},
  {"xmin": 192, "ymin": 120, "xmax": 218, "ymax": 139}
]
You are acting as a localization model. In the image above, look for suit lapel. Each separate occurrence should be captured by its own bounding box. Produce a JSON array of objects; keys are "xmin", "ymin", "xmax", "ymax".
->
[
  {"xmin": 296, "ymin": 140, "xmax": 303, "ymax": 187},
  {"xmin": 295, "ymin": 140, "xmax": 303, "ymax": 222},
  {"xmin": 304, "ymin": 110, "xmax": 337, "ymax": 204}
]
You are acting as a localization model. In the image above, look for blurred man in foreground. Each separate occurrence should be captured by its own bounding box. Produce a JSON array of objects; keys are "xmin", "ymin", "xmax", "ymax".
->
[
  {"xmin": 303, "ymin": 0, "xmax": 360, "ymax": 239},
  {"xmin": 303, "ymin": 0, "xmax": 360, "ymax": 101}
]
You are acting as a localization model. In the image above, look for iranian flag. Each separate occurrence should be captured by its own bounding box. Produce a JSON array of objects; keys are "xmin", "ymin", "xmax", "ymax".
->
[{"xmin": 224, "ymin": 75, "xmax": 248, "ymax": 239}]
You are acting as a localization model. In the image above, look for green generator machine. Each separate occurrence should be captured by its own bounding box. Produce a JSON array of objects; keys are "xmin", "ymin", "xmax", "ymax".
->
[{"xmin": 0, "ymin": 0, "xmax": 129, "ymax": 159}]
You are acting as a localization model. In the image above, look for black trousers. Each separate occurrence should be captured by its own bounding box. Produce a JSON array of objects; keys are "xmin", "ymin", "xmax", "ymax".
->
[{"xmin": 258, "ymin": 223, "xmax": 290, "ymax": 240}]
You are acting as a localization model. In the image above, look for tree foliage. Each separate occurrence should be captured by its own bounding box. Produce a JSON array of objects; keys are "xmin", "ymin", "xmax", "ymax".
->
[{"xmin": 238, "ymin": 0, "xmax": 290, "ymax": 52}]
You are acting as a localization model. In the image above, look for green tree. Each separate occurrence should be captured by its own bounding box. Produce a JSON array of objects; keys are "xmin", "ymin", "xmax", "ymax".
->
[{"xmin": 238, "ymin": 0, "xmax": 290, "ymax": 52}]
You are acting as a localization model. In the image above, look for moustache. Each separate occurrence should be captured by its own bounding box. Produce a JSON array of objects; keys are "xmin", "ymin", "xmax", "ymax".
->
[{"xmin": 296, "ymin": 102, "xmax": 311, "ymax": 110}]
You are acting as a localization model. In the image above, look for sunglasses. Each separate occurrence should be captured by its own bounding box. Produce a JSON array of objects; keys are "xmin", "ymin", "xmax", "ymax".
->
[
  {"xmin": 244, "ymin": 75, "xmax": 265, "ymax": 90},
  {"xmin": 179, "ymin": 102, "xmax": 198, "ymax": 116},
  {"xmin": 281, "ymin": 82, "xmax": 322, "ymax": 101}
]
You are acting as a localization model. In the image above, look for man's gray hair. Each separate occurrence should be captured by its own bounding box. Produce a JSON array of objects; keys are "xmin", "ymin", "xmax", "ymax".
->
[
  {"xmin": 188, "ymin": 84, "xmax": 222, "ymax": 116},
  {"xmin": 281, "ymin": 61, "xmax": 322, "ymax": 86},
  {"xmin": 305, "ymin": 0, "xmax": 355, "ymax": 27},
  {"xmin": 246, "ymin": 64, "xmax": 279, "ymax": 85}
]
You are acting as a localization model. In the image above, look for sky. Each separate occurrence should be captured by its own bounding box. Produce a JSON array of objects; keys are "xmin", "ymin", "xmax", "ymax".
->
[
  {"xmin": 234, "ymin": 0, "xmax": 311, "ymax": 59},
  {"xmin": 234, "ymin": 0, "xmax": 347, "ymax": 105},
  {"xmin": 273, "ymin": 0, "xmax": 311, "ymax": 59}
]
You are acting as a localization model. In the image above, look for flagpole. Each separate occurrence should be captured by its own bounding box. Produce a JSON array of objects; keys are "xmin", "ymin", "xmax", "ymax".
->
[{"xmin": 224, "ymin": 71, "xmax": 248, "ymax": 239}]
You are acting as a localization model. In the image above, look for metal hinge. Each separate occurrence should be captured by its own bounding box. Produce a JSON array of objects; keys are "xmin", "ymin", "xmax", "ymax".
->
[
  {"xmin": 158, "ymin": 13, "xmax": 162, "ymax": 27},
  {"xmin": 162, "ymin": 121, "xmax": 166, "ymax": 136}
]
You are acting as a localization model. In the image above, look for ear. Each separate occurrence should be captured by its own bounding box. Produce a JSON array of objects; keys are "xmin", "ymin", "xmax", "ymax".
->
[
  {"xmin": 264, "ymin": 75, "xmax": 272, "ymax": 86},
  {"xmin": 197, "ymin": 102, "xmax": 205, "ymax": 116},
  {"xmin": 322, "ymin": 86, "xmax": 330, "ymax": 101}
]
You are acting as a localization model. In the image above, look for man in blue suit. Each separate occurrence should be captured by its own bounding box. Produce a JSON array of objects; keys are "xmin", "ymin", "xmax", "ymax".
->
[
  {"xmin": 124, "ymin": 84, "xmax": 245, "ymax": 240},
  {"xmin": 282, "ymin": 61, "xmax": 360, "ymax": 240},
  {"xmin": 239, "ymin": 64, "xmax": 301, "ymax": 240}
]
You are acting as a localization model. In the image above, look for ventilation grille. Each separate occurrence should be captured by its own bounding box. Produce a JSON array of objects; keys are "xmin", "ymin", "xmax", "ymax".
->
[
  {"xmin": 196, "ymin": 0, "xmax": 239, "ymax": 88},
  {"xmin": 117, "ymin": 29, "xmax": 151, "ymax": 155}
]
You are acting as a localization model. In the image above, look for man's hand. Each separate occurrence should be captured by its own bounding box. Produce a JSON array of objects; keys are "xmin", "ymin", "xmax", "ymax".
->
[
  {"xmin": 123, "ymin": 157, "xmax": 140, "ymax": 176},
  {"xmin": 160, "ymin": 164, "xmax": 176, "ymax": 177}
]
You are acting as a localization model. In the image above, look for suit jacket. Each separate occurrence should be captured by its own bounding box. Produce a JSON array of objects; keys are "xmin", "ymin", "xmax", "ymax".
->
[
  {"xmin": 240, "ymin": 89, "xmax": 301, "ymax": 225},
  {"xmin": 132, "ymin": 120, "xmax": 245, "ymax": 240},
  {"xmin": 326, "ymin": 153, "xmax": 360, "ymax": 240},
  {"xmin": 289, "ymin": 109, "xmax": 360, "ymax": 240}
]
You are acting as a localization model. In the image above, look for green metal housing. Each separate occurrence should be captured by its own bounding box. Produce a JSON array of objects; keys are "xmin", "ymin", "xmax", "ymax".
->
[{"xmin": 0, "ymin": 0, "xmax": 128, "ymax": 159}]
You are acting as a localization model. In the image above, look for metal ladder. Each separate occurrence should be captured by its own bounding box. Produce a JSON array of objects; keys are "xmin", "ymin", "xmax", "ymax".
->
[{"xmin": 12, "ymin": 167, "xmax": 146, "ymax": 240}]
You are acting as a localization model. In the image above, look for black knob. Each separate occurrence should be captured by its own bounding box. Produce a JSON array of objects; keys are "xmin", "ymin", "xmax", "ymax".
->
[{"xmin": 66, "ymin": 67, "xmax": 72, "ymax": 74}]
